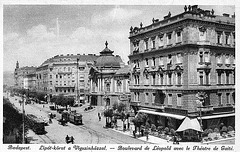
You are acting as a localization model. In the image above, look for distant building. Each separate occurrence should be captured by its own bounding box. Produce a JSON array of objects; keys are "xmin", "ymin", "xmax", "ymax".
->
[
  {"xmin": 14, "ymin": 61, "xmax": 37, "ymax": 89},
  {"xmin": 128, "ymin": 5, "xmax": 235, "ymax": 131},
  {"xmin": 35, "ymin": 53, "xmax": 98, "ymax": 104},
  {"xmin": 89, "ymin": 41, "xmax": 130, "ymax": 107}
]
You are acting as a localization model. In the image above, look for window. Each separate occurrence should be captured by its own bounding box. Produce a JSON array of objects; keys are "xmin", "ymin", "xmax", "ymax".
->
[
  {"xmin": 135, "ymin": 92, "xmax": 140, "ymax": 101},
  {"xmin": 56, "ymin": 89, "xmax": 58, "ymax": 92},
  {"xmin": 49, "ymin": 75, "xmax": 52, "ymax": 79},
  {"xmin": 117, "ymin": 80, "xmax": 122, "ymax": 92},
  {"xmin": 199, "ymin": 72, "xmax": 203, "ymax": 85},
  {"xmin": 199, "ymin": 52, "xmax": 203, "ymax": 63},
  {"xmin": 72, "ymin": 89, "xmax": 75, "ymax": 92},
  {"xmin": 204, "ymin": 52, "xmax": 210, "ymax": 63},
  {"xmin": 60, "ymin": 75, "xmax": 62, "ymax": 79},
  {"xmin": 218, "ymin": 93, "xmax": 222, "ymax": 105},
  {"xmin": 106, "ymin": 83, "xmax": 110, "ymax": 92},
  {"xmin": 160, "ymin": 74, "xmax": 164, "ymax": 85},
  {"xmin": 225, "ymin": 34, "xmax": 229, "ymax": 45},
  {"xmin": 176, "ymin": 53, "xmax": 182, "ymax": 64},
  {"xmin": 152, "ymin": 74, "xmax": 156, "ymax": 85},
  {"xmin": 145, "ymin": 93, "xmax": 149, "ymax": 103},
  {"xmin": 167, "ymin": 33, "xmax": 172, "ymax": 45},
  {"xmin": 145, "ymin": 58, "xmax": 149, "ymax": 67},
  {"xmin": 168, "ymin": 73, "xmax": 172, "ymax": 85},
  {"xmin": 199, "ymin": 30, "xmax": 206, "ymax": 41},
  {"xmin": 226, "ymin": 72, "xmax": 230, "ymax": 84},
  {"xmin": 225, "ymin": 54, "xmax": 230, "ymax": 65},
  {"xmin": 145, "ymin": 40, "xmax": 148, "ymax": 50},
  {"xmin": 218, "ymin": 72, "xmax": 222, "ymax": 84},
  {"xmin": 68, "ymin": 67, "xmax": 71, "ymax": 71},
  {"xmin": 177, "ymin": 73, "xmax": 182, "ymax": 85},
  {"xmin": 176, "ymin": 31, "xmax": 182, "ymax": 43},
  {"xmin": 168, "ymin": 94, "xmax": 172, "ymax": 105},
  {"xmin": 152, "ymin": 93, "xmax": 156, "ymax": 103},
  {"xmin": 152, "ymin": 38, "xmax": 156, "ymax": 49},
  {"xmin": 68, "ymin": 89, "xmax": 70, "ymax": 92},
  {"xmin": 226, "ymin": 93, "xmax": 230, "ymax": 104},
  {"xmin": 205, "ymin": 72, "xmax": 209, "ymax": 85},
  {"xmin": 167, "ymin": 54, "xmax": 172, "ymax": 65},
  {"xmin": 216, "ymin": 54, "xmax": 222, "ymax": 65},
  {"xmin": 159, "ymin": 56, "xmax": 164, "ymax": 66},
  {"xmin": 152, "ymin": 57, "xmax": 156, "ymax": 67},
  {"xmin": 145, "ymin": 74, "xmax": 149, "ymax": 85},
  {"xmin": 79, "ymin": 67, "xmax": 85, "ymax": 71},
  {"xmin": 217, "ymin": 32, "xmax": 222, "ymax": 44},
  {"xmin": 50, "ymin": 81, "xmax": 52, "ymax": 85},
  {"xmin": 177, "ymin": 94, "xmax": 182, "ymax": 106},
  {"xmin": 159, "ymin": 35, "xmax": 164, "ymax": 47}
]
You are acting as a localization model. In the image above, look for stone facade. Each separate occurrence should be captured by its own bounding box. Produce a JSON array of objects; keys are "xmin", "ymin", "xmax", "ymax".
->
[
  {"xmin": 89, "ymin": 41, "xmax": 130, "ymax": 107},
  {"xmin": 129, "ymin": 5, "xmax": 235, "ymax": 130},
  {"xmin": 14, "ymin": 61, "xmax": 37, "ymax": 90},
  {"xmin": 35, "ymin": 54, "xmax": 98, "ymax": 104}
]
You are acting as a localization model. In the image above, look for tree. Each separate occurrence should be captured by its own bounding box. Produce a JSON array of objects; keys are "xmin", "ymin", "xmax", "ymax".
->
[
  {"xmin": 132, "ymin": 113, "xmax": 148, "ymax": 134},
  {"xmin": 103, "ymin": 108, "xmax": 114, "ymax": 128}
]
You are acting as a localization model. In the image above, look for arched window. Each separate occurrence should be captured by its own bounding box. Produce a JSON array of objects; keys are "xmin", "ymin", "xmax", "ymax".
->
[{"xmin": 106, "ymin": 83, "xmax": 110, "ymax": 92}]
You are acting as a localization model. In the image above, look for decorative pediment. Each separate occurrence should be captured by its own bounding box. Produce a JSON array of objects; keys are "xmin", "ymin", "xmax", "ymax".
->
[
  {"xmin": 199, "ymin": 26, "xmax": 207, "ymax": 32},
  {"xmin": 174, "ymin": 65, "xmax": 183, "ymax": 73},
  {"xmin": 157, "ymin": 66, "xmax": 164, "ymax": 74},
  {"xmin": 143, "ymin": 67, "xmax": 149, "ymax": 75}
]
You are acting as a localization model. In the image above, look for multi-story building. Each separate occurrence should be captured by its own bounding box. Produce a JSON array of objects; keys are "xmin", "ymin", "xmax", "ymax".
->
[
  {"xmin": 128, "ymin": 5, "xmax": 235, "ymax": 131},
  {"xmin": 23, "ymin": 73, "xmax": 36, "ymax": 91},
  {"xmin": 14, "ymin": 61, "xmax": 37, "ymax": 89},
  {"xmin": 36, "ymin": 53, "xmax": 98, "ymax": 104},
  {"xmin": 89, "ymin": 41, "xmax": 130, "ymax": 107}
]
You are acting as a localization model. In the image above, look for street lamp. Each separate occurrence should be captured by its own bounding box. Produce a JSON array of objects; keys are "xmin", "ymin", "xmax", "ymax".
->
[
  {"xmin": 22, "ymin": 94, "xmax": 26, "ymax": 144},
  {"xmin": 76, "ymin": 58, "xmax": 79, "ymax": 106},
  {"xmin": 196, "ymin": 91, "xmax": 208, "ymax": 141}
]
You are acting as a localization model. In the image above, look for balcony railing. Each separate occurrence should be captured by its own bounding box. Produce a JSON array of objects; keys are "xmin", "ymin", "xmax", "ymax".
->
[
  {"xmin": 164, "ymin": 107, "xmax": 188, "ymax": 116},
  {"xmin": 213, "ymin": 105, "xmax": 234, "ymax": 113},
  {"xmin": 58, "ymin": 70, "xmax": 72, "ymax": 74},
  {"xmin": 55, "ymin": 84, "xmax": 75, "ymax": 88},
  {"xmin": 197, "ymin": 105, "xmax": 213, "ymax": 112}
]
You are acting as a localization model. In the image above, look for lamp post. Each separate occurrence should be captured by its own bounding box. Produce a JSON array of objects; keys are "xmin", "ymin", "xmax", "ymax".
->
[
  {"xmin": 22, "ymin": 94, "xmax": 25, "ymax": 144},
  {"xmin": 76, "ymin": 58, "xmax": 79, "ymax": 105},
  {"xmin": 196, "ymin": 91, "xmax": 208, "ymax": 141}
]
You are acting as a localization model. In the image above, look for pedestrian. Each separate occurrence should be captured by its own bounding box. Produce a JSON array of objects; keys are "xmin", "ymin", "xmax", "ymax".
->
[
  {"xmin": 65, "ymin": 135, "xmax": 69, "ymax": 144},
  {"xmin": 70, "ymin": 136, "xmax": 74, "ymax": 144}
]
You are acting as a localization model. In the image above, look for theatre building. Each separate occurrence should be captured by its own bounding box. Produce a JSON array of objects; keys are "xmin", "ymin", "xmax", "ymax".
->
[
  {"xmin": 89, "ymin": 41, "xmax": 130, "ymax": 107},
  {"xmin": 128, "ymin": 5, "xmax": 235, "ymax": 131}
]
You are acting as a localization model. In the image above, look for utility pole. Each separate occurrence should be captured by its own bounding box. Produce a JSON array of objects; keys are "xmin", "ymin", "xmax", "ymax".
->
[
  {"xmin": 76, "ymin": 58, "xmax": 79, "ymax": 105},
  {"xmin": 22, "ymin": 95, "xmax": 25, "ymax": 144}
]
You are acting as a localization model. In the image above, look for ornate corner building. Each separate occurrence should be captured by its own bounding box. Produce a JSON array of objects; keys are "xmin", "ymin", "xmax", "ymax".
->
[
  {"xmin": 128, "ymin": 5, "xmax": 235, "ymax": 130},
  {"xmin": 89, "ymin": 41, "xmax": 131, "ymax": 107}
]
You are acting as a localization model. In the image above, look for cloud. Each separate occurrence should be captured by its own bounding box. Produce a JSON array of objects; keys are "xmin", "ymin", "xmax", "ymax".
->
[
  {"xmin": 91, "ymin": 6, "xmax": 142, "ymax": 25},
  {"xmin": 27, "ymin": 24, "xmax": 56, "ymax": 40},
  {"xmin": 70, "ymin": 27, "xmax": 95, "ymax": 41},
  {"xmin": 4, "ymin": 32, "xmax": 19, "ymax": 42}
]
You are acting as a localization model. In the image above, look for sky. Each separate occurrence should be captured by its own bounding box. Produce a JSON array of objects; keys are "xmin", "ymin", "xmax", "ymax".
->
[{"xmin": 3, "ymin": 4, "xmax": 235, "ymax": 72}]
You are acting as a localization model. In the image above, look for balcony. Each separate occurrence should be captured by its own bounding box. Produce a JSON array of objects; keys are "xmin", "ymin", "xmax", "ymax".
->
[
  {"xmin": 213, "ymin": 105, "xmax": 234, "ymax": 113},
  {"xmin": 197, "ymin": 105, "xmax": 213, "ymax": 112},
  {"xmin": 164, "ymin": 107, "xmax": 188, "ymax": 116},
  {"xmin": 152, "ymin": 103, "xmax": 165, "ymax": 109},
  {"xmin": 58, "ymin": 70, "xmax": 72, "ymax": 74},
  {"xmin": 55, "ymin": 84, "xmax": 75, "ymax": 88},
  {"xmin": 130, "ymin": 101, "xmax": 141, "ymax": 106}
]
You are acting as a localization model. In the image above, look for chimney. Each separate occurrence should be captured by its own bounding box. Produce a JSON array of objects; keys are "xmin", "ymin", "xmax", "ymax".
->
[{"xmin": 223, "ymin": 13, "xmax": 230, "ymax": 17}]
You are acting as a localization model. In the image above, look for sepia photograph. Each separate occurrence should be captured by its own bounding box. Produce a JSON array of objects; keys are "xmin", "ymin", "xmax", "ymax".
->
[{"xmin": 2, "ymin": 2, "xmax": 235, "ymax": 148}]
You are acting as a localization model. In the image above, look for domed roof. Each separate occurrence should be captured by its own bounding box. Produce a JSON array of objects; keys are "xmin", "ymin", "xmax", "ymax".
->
[{"xmin": 95, "ymin": 41, "xmax": 122, "ymax": 67}]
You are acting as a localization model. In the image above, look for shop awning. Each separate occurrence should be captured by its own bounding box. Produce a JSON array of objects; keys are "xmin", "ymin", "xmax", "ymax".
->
[
  {"xmin": 176, "ymin": 117, "xmax": 203, "ymax": 132},
  {"xmin": 138, "ymin": 109, "xmax": 186, "ymax": 120},
  {"xmin": 198, "ymin": 113, "xmax": 235, "ymax": 120}
]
